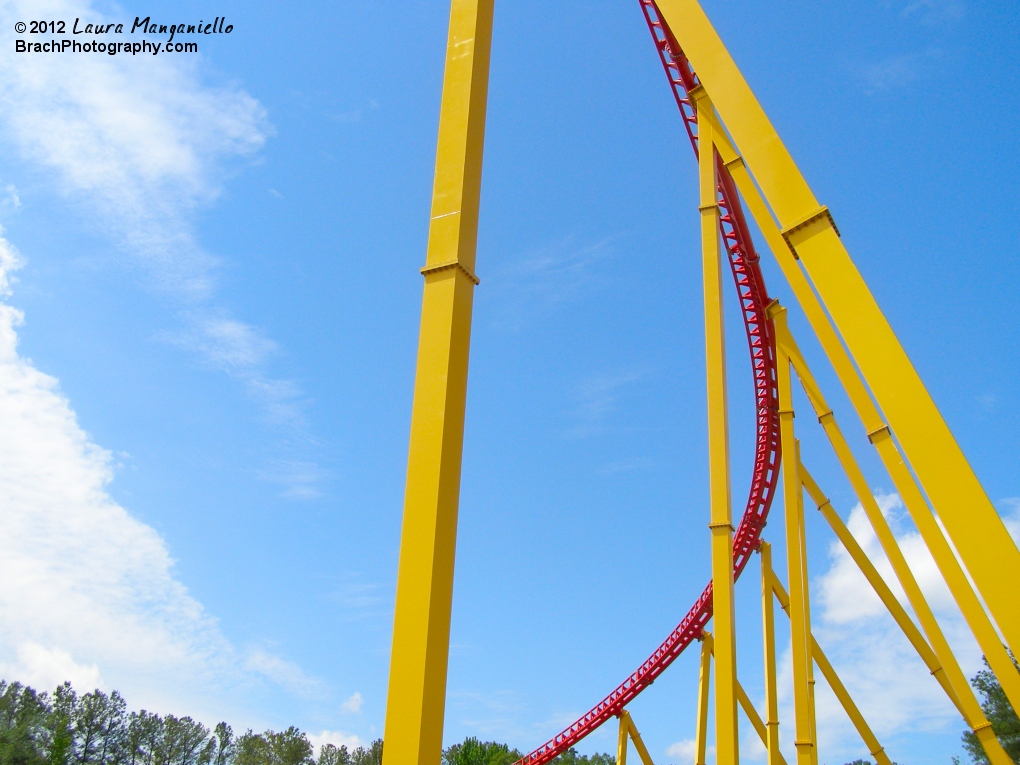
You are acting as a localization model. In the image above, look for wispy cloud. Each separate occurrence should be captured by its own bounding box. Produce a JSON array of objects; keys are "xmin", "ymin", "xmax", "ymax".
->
[
  {"xmin": 245, "ymin": 648, "xmax": 324, "ymax": 699},
  {"xmin": 861, "ymin": 53, "xmax": 924, "ymax": 94},
  {"xmin": 339, "ymin": 692, "xmax": 363, "ymax": 715},
  {"xmin": 998, "ymin": 498, "xmax": 1020, "ymax": 543},
  {"xmin": 0, "ymin": 0, "xmax": 324, "ymax": 498},
  {"xmin": 665, "ymin": 738, "xmax": 714, "ymax": 762},
  {"xmin": 488, "ymin": 235, "xmax": 614, "ymax": 332},
  {"xmin": 0, "ymin": 238, "xmax": 244, "ymax": 715},
  {"xmin": 780, "ymin": 492, "xmax": 982, "ymax": 760},
  {"xmin": 307, "ymin": 730, "xmax": 363, "ymax": 757},
  {"xmin": 0, "ymin": 0, "xmax": 327, "ymax": 727},
  {"xmin": 326, "ymin": 577, "xmax": 390, "ymax": 625},
  {"xmin": 901, "ymin": 0, "xmax": 965, "ymax": 24},
  {"xmin": 565, "ymin": 369, "xmax": 646, "ymax": 439}
]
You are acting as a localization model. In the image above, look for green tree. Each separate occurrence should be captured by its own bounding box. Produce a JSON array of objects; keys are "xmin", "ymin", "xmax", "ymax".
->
[
  {"xmin": 548, "ymin": 748, "xmax": 614, "ymax": 765},
  {"xmin": 0, "ymin": 681, "xmax": 52, "ymax": 765},
  {"xmin": 315, "ymin": 745, "xmax": 351, "ymax": 765},
  {"xmin": 959, "ymin": 655, "xmax": 1020, "ymax": 764},
  {"xmin": 210, "ymin": 724, "xmax": 234, "ymax": 765},
  {"xmin": 74, "ymin": 689, "xmax": 128, "ymax": 765},
  {"xmin": 442, "ymin": 738, "xmax": 520, "ymax": 765},
  {"xmin": 156, "ymin": 715, "xmax": 212, "ymax": 765},
  {"xmin": 235, "ymin": 728, "xmax": 314, "ymax": 765},
  {"xmin": 125, "ymin": 711, "xmax": 163, "ymax": 765},
  {"xmin": 349, "ymin": 740, "xmax": 382, "ymax": 765}
]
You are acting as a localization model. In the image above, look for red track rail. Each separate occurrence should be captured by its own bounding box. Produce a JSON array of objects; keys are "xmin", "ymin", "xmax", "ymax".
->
[{"xmin": 514, "ymin": 4, "xmax": 779, "ymax": 763}]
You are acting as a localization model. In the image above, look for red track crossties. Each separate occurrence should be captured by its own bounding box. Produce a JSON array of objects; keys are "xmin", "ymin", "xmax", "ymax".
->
[{"xmin": 513, "ymin": 4, "xmax": 780, "ymax": 763}]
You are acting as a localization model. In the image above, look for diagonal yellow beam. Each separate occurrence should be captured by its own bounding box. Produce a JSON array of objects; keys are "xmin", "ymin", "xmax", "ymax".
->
[
  {"xmin": 382, "ymin": 2, "xmax": 494, "ymax": 765},
  {"xmin": 769, "ymin": 577, "xmax": 893, "ymax": 765},
  {"xmin": 655, "ymin": 0, "xmax": 1020, "ymax": 659},
  {"xmin": 768, "ymin": 311, "xmax": 1012, "ymax": 765},
  {"xmin": 798, "ymin": 464, "xmax": 959, "ymax": 711},
  {"xmin": 698, "ymin": 103, "xmax": 1020, "ymax": 718},
  {"xmin": 621, "ymin": 710, "xmax": 657, "ymax": 765},
  {"xmin": 703, "ymin": 630, "xmax": 790, "ymax": 765}
]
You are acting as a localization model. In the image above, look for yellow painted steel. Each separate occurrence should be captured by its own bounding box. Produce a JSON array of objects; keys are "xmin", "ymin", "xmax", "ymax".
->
[
  {"xmin": 758, "ymin": 543, "xmax": 783, "ymax": 765},
  {"xmin": 694, "ymin": 88, "xmax": 740, "ymax": 765},
  {"xmin": 694, "ymin": 634, "xmax": 713, "ymax": 765},
  {"xmin": 616, "ymin": 711, "xmax": 656, "ymax": 765},
  {"xmin": 770, "ymin": 311, "xmax": 1011, "ymax": 765},
  {"xmin": 616, "ymin": 712, "xmax": 629, "ymax": 765},
  {"xmin": 769, "ymin": 578, "xmax": 892, "ymax": 765},
  {"xmin": 704, "ymin": 629, "xmax": 790, "ymax": 765},
  {"xmin": 654, "ymin": 0, "xmax": 1020, "ymax": 661},
  {"xmin": 698, "ymin": 102, "xmax": 1020, "ymax": 714},
  {"xmin": 382, "ymin": 2, "xmax": 493, "ymax": 764},
  {"xmin": 798, "ymin": 465, "xmax": 957, "ymax": 706},
  {"xmin": 795, "ymin": 443, "xmax": 819, "ymax": 765},
  {"xmin": 774, "ymin": 320, "xmax": 814, "ymax": 765}
]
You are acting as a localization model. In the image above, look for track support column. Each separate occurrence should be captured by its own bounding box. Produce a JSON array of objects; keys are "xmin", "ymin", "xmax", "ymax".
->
[
  {"xmin": 695, "ymin": 633, "xmax": 713, "ymax": 765},
  {"xmin": 759, "ymin": 542, "xmax": 782, "ymax": 765},
  {"xmin": 382, "ymin": 2, "xmax": 494, "ymax": 765},
  {"xmin": 770, "ymin": 305, "xmax": 815, "ymax": 765},
  {"xmin": 694, "ymin": 86, "xmax": 739, "ymax": 765}
]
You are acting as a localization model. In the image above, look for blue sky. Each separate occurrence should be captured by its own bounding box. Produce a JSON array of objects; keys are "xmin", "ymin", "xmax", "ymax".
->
[{"xmin": 0, "ymin": 0, "xmax": 1018, "ymax": 763}]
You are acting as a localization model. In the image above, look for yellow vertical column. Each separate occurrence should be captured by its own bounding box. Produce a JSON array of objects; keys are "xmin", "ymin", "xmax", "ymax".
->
[
  {"xmin": 693, "ymin": 87, "xmax": 739, "ymax": 765},
  {"xmin": 759, "ymin": 543, "xmax": 782, "ymax": 765},
  {"xmin": 770, "ymin": 308, "xmax": 814, "ymax": 765},
  {"xmin": 617, "ymin": 714, "xmax": 629, "ymax": 765},
  {"xmin": 794, "ymin": 442, "xmax": 818, "ymax": 765},
  {"xmin": 655, "ymin": 0, "xmax": 1020, "ymax": 659},
  {"xmin": 382, "ymin": 2, "xmax": 494, "ymax": 765},
  {"xmin": 695, "ymin": 634, "xmax": 714, "ymax": 765}
]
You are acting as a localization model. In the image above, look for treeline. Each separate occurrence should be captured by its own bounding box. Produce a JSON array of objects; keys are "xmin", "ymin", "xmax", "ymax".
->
[
  {"xmin": 0, "ymin": 680, "xmax": 382, "ymax": 765},
  {"xmin": 0, "ymin": 680, "xmax": 614, "ymax": 765}
]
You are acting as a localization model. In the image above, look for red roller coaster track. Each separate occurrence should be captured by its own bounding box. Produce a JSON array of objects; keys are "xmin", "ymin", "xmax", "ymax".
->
[{"xmin": 514, "ymin": 4, "xmax": 780, "ymax": 763}]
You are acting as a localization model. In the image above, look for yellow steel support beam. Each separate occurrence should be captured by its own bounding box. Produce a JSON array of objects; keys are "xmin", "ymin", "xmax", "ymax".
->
[
  {"xmin": 705, "ymin": 632, "xmax": 791, "ymax": 765},
  {"xmin": 694, "ymin": 87, "xmax": 740, "ymax": 765},
  {"xmin": 770, "ymin": 578, "xmax": 893, "ymax": 765},
  {"xmin": 759, "ymin": 543, "xmax": 783, "ymax": 765},
  {"xmin": 774, "ymin": 315, "xmax": 815, "ymax": 765},
  {"xmin": 798, "ymin": 465, "xmax": 959, "ymax": 709},
  {"xmin": 770, "ymin": 313, "xmax": 1012, "ymax": 765},
  {"xmin": 617, "ymin": 712, "xmax": 629, "ymax": 765},
  {"xmin": 697, "ymin": 107, "xmax": 1020, "ymax": 717},
  {"xmin": 769, "ymin": 313, "xmax": 1012, "ymax": 764},
  {"xmin": 695, "ymin": 633, "xmax": 713, "ymax": 765},
  {"xmin": 382, "ymin": 2, "xmax": 493, "ymax": 764},
  {"xmin": 655, "ymin": 0, "xmax": 1020, "ymax": 661},
  {"xmin": 796, "ymin": 443, "xmax": 819, "ymax": 765},
  {"xmin": 619, "ymin": 711, "xmax": 657, "ymax": 765}
]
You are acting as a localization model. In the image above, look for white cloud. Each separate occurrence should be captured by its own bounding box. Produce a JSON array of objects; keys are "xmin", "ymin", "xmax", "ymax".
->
[
  {"xmin": 307, "ymin": 730, "xmax": 364, "ymax": 757},
  {"xmin": 789, "ymin": 492, "xmax": 984, "ymax": 761},
  {"xmin": 245, "ymin": 648, "xmax": 323, "ymax": 698},
  {"xmin": 998, "ymin": 498, "xmax": 1020, "ymax": 543},
  {"xmin": 566, "ymin": 369, "xmax": 646, "ymax": 439},
  {"xmin": 340, "ymin": 692, "xmax": 363, "ymax": 714},
  {"xmin": 0, "ymin": 643, "xmax": 103, "ymax": 693},
  {"xmin": 0, "ymin": 242, "xmax": 240, "ymax": 712},
  {"xmin": 489, "ymin": 235, "xmax": 614, "ymax": 333},
  {"xmin": 0, "ymin": 0, "xmax": 328, "ymax": 714},
  {"xmin": 0, "ymin": 0, "xmax": 323, "ymax": 498},
  {"xmin": 665, "ymin": 738, "xmax": 714, "ymax": 762}
]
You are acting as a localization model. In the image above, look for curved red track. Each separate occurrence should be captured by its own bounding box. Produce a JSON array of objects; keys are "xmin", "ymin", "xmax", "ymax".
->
[{"xmin": 514, "ymin": 5, "xmax": 780, "ymax": 764}]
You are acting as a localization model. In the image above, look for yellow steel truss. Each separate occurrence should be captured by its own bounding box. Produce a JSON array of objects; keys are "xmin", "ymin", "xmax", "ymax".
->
[{"xmin": 384, "ymin": 1, "xmax": 1020, "ymax": 763}]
